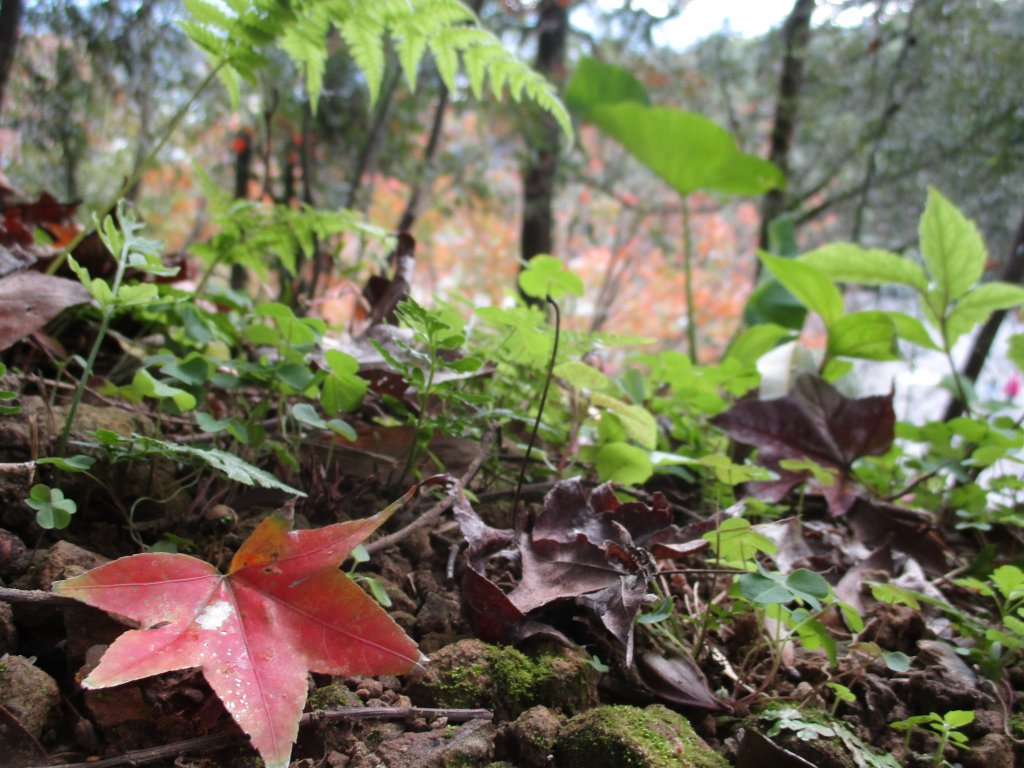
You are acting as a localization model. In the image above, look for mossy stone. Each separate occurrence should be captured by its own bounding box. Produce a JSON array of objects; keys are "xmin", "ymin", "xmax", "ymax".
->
[
  {"xmin": 307, "ymin": 682, "xmax": 363, "ymax": 711},
  {"xmin": 409, "ymin": 639, "xmax": 597, "ymax": 719},
  {"xmin": 553, "ymin": 704, "xmax": 729, "ymax": 768}
]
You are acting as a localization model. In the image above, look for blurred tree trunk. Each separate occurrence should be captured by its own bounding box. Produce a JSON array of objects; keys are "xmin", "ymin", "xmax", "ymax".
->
[
  {"xmin": 519, "ymin": 0, "xmax": 568, "ymax": 284},
  {"xmin": 758, "ymin": 0, "xmax": 815, "ymax": 257},
  {"xmin": 0, "ymin": 0, "xmax": 23, "ymax": 119},
  {"xmin": 230, "ymin": 129, "xmax": 253, "ymax": 291},
  {"xmin": 944, "ymin": 207, "xmax": 1024, "ymax": 421}
]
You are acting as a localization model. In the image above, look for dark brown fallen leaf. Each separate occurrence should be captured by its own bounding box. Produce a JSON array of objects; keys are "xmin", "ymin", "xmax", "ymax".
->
[
  {"xmin": 845, "ymin": 498, "xmax": 952, "ymax": 574},
  {"xmin": 0, "ymin": 271, "xmax": 92, "ymax": 351},
  {"xmin": 454, "ymin": 478, "xmax": 704, "ymax": 667},
  {"xmin": 636, "ymin": 651, "xmax": 724, "ymax": 712},
  {"xmin": 712, "ymin": 374, "xmax": 895, "ymax": 516}
]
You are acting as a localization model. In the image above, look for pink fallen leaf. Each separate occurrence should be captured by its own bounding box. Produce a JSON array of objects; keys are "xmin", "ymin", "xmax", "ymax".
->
[{"xmin": 52, "ymin": 494, "xmax": 424, "ymax": 768}]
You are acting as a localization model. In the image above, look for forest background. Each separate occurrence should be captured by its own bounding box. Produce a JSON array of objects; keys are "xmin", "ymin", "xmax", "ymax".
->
[{"xmin": 3, "ymin": 0, "xmax": 1023, "ymax": 390}]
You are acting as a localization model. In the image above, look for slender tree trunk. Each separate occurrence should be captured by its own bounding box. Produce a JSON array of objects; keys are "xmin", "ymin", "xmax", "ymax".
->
[
  {"xmin": 519, "ymin": 0, "xmax": 568, "ymax": 280},
  {"xmin": 397, "ymin": 83, "xmax": 449, "ymax": 233},
  {"xmin": 230, "ymin": 129, "xmax": 253, "ymax": 291},
  {"xmin": 944, "ymin": 208, "xmax": 1024, "ymax": 421},
  {"xmin": 0, "ymin": 0, "xmax": 23, "ymax": 120},
  {"xmin": 757, "ymin": 0, "xmax": 815, "ymax": 256}
]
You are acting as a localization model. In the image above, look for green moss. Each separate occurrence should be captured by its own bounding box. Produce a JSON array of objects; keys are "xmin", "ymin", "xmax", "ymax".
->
[
  {"xmin": 554, "ymin": 705, "xmax": 729, "ymax": 768},
  {"xmin": 415, "ymin": 639, "xmax": 597, "ymax": 718},
  {"xmin": 1010, "ymin": 713, "xmax": 1024, "ymax": 740},
  {"xmin": 307, "ymin": 683, "xmax": 362, "ymax": 711},
  {"xmin": 433, "ymin": 661, "xmax": 492, "ymax": 709}
]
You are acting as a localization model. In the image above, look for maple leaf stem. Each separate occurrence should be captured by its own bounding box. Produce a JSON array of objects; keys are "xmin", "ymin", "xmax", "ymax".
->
[{"xmin": 513, "ymin": 295, "xmax": 560, "ymax": 533}]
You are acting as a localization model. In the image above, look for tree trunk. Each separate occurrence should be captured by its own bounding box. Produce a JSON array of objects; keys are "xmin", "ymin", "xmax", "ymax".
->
[
  {"xmin": 0, "ymin": 0, "xmax": 23, "ymax": 119},
  {"xmin": 519, "ymin": 0, "xmax": 568, "ymax": 285},
  {"xmin": 757, "ymin": 0, "xmax": 815, "ymax": 256},
  {"xmin": 944, "ymin": 207, "xmax": 1024, "ymax": 420},
  {"xmin": 230, "ymin": 130, "xmax": 253, "ymax": 291}
]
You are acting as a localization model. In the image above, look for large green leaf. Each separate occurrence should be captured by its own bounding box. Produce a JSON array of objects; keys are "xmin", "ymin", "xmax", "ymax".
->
[
  {"xmin": 919, "ymin": 187, "xmax": 987, "ymax": 306},
  {"xmin": 587, "ymin": 103, "xmax": 784, "ymax": 196},
  {"xmin": 798, "ymin": 243, "xmax": 927, "ymax": 292},
  {"xmin": 945, "ymin": 282, "xmax": 1024, "ymax": 345},
  {"xmin": 595, "ymin": 442, "xmax": 653, "ymax": 486},
  {"xmin": 759, "ymin": 253, "xmax": 844, "ymax": 327},
  {"xmin": 591, "ymin": 393, "xmax": 657, "ymax": 450},
  {"xmin": 564, "ymin": 56, "xmax": 649, "ymax": 119},
  {"xmin": 827, "ymin": 311, "xmax": 900, "ymax": 361}
]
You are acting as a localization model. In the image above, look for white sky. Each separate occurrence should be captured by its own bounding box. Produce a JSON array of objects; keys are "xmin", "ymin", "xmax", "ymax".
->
[{"xmin": 586, "ymin": 0, "xmax": 820, "ymax": 49}]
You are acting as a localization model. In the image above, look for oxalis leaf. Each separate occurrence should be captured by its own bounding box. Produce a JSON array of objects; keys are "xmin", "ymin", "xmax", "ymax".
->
[{"xmin": 53, "ymin": 486, "xmax": 428, "ymax": 768}]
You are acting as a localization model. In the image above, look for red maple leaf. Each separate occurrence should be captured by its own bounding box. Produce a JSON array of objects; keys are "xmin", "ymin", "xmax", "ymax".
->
[{"xmin": 52, "ymin": 498, "xmax": 423, "ymax": 768}]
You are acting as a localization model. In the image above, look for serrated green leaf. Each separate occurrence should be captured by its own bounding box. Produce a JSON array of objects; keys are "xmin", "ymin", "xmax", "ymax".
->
[
  {"xmin": 945, "ymin": 282, "xmax": 1024, "ymax": 346},
  {"xmin": 799, "ymin": 243, "xmax": 928, "ymax": 291},
  {"xmin": 920, "ymin": 187, "xmax": 987, "ymax": 305},
  {"xmin": 760, "ymin": 252, "xmax": 845, "ymax": 327},
  {"xmin": 827, "ymin": 311, "xmax": 900, "ymax": 361}
]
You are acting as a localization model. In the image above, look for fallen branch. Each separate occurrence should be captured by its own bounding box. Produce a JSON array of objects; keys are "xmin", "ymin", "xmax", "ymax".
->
[
  {"xmin": 0, "ymin": 587, "xmax": 75, "ymax": 607},
  {"xmin": 34, "ymin": 706, "xmax": 493, "ymax": 768}
]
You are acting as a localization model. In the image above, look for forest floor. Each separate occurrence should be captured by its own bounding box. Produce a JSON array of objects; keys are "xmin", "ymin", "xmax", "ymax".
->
[{"xmin": 1, "ymin": 387, "xmax": 1022, "ymax": 768}]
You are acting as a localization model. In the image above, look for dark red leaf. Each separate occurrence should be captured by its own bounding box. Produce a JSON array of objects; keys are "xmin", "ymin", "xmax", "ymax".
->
[{"xmin": 711, "ymin": 374, "xmax": 895, "ymax": 516}]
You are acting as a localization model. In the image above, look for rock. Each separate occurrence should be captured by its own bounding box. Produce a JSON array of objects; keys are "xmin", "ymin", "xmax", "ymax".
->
[
  {"xmin": 374, "ymin": 718, "xmax": 495, "ymax": 768},
  {"xmin": 0, "ymin": 529, "xmax": 29, "ymax": 581},
  {"xmin": 33, "ymin": 540, "xmax": 108, "ymax": 588},
  {"xmin": 512, "ymin": 705, "xmax": 563, "ymax": 767},
  {"xmin": 553, "ymin": 704, "xmax": 729, "ymax": 768},
  {"xmin": 963, "ymin": 733, "xmax": 1013, "ymax": 768},
  {"xmin": 0, "ymin": 603, "xmax": 16, "ymax": 654},
  {"xmin": 407, "ymin": 639, "xmax": 598, "ymax": 719},
  {"xmin": 414, "ymin": 592, "xmax": 461, "ymax": 636},
  {"xmin": 0, "ymin": 655, "xmax": 60, "ymax": 739}
]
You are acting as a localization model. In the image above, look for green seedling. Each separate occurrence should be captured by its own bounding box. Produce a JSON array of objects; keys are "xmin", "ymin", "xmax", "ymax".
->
[{"xmin": 890, "ymin": 710, "xmax": 974, "ymax": 766}]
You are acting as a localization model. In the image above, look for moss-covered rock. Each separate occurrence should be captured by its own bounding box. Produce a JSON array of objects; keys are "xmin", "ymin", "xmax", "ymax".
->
[
  {"xmin": 553, "ymin": 704, "xmax": 729, "ymax": 768},
  {"xmin": 308, "ymin": 682, "xmax": 363, "ymax": 711},
  {"xmin": 513, "ymin": 705, "xmax": 564, "ymax": 767},
  {"xmin": 408, "ymin": 639, "xmax": 598, "ymax": 719}
]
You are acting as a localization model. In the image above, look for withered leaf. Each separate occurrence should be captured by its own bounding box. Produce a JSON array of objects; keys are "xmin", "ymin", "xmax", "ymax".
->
[
  {"xmin": 454, "ymin": 478, "xmax": 703, "ymax": 667},
  {"xmin": 636, "ymin": 651, "xmax": 724, "ymax": 712},
  {"xmin": 0, "ymin": 271, "xmax": 92, "ymax": 351},
  {"xmin": 711, "ymin": 374, "xmax": 895, "ymax": 516}
]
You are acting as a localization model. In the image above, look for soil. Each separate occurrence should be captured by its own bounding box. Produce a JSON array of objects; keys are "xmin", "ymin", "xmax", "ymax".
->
[{"xmin": 1, "ymin": 403, "xmax": 1022, "ymax": 768}]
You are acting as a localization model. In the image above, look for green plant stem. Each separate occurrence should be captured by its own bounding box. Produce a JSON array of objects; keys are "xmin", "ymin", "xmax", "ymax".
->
[
  {"xmin": 681, "ymin": 196, "xmax": 698, "ymax": 364},
  {"xmin": 56, "ymin": 229, "xmax": 134, "ymax": 457},
  {"xmin": 399, "ymin": 341, "xmax": 439, "ymax": 485},
  {"xmin": 46, "ymin": 62, "xmax": 225, "ymax": 277},
  {"xmin": 512, "ymin": 295, "xmax": 560, "ymax": 532}
]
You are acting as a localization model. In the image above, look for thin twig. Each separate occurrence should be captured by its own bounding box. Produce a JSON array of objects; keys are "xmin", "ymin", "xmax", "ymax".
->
[
  {"xmin": 34, "ymin": 706, "xmax": 493, "ymax": 768},
  {"xmin": 0, "ymin": 587, "xmax": 76, "ymax": 607},
  {"xmin": 365, "ymin": 425, "xmax": 497, "ymax": 555}
]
